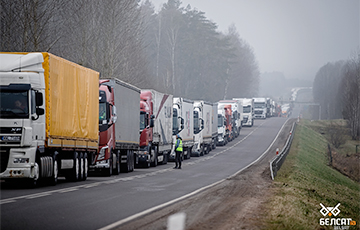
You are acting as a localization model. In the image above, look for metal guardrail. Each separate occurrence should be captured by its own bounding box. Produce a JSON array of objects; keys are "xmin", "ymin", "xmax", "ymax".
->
[{"xmin": 270, "ymin": 122, "xmax": 297, "ymax": 180}]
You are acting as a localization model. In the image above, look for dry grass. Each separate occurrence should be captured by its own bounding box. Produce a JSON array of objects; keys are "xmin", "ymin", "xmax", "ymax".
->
[{"xmin": 264, "ymin": 120, "xmax": 360, "ymax": 230}]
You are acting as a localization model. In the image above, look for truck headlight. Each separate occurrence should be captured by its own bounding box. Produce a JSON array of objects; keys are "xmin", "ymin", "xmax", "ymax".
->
[{"xmin": 98, "ymin": 146, "xmax": 108, "ymax": 160}]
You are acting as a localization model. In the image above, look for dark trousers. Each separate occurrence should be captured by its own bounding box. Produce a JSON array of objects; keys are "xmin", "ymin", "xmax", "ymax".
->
[{"xmin": 175, "ymin": 151, "xmax": 182, "ymax": 168}]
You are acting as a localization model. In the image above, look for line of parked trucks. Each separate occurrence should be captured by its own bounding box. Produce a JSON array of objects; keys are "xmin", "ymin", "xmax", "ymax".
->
[{"xmin": 0, "ymin": 52, "xmax": 278, "ymax": 186}]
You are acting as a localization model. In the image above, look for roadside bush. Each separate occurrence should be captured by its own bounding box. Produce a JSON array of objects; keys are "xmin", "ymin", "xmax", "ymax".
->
[{"xmin": 327, "ymin": 121, "xmax": 348, "ymax": 148}]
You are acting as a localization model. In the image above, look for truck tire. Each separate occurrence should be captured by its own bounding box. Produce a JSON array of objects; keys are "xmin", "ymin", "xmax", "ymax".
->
[
  {"xmin": 126, "ymin": 150, "xmax": 131, "ymax": 172},
  {"xmin": 48, "ymin": 154, "xmax": 58, "ymax": 186},
  {"xmin": 129, "ymin": 150, "xmax": 134, "ymax": 172},
  {"xmin": 105, "ymin": 157, "xmax": 113, "ymax": 176},
  {"xmin": 26, "ymin": 162, "xmax": 39, "ymax": 188},
  {"xmin": 65, "ymin": 151, "xmax": 79, "ymax": 181},
  {"xmin": 163, "ymin": 152, "xmax": 168, "ymax": 164},
  {"xmin": 187, "ymin": 148, "xmax": 191, "ymax": 159},
  {"xmin": 82, "ymin": 152, "xmax": 88, "ymax": 181},
  {"xmin": 113, "ymin": 150, "xmax": 120, "ymax": 175},
  {"xmin": 78, "ymin": 152, "xmax": 84, "ymax": 181},
  {"xmin": 151, "ymin": 150, "xmax": 158, "ymax": 167},
  {"xmin": 120, "ymin": 150, "xmax": 132, "ymax": 173}
]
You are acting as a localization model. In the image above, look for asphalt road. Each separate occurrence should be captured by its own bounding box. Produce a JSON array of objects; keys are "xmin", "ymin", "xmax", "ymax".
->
[{"xmin": 0, "ymin": 113, "xmax": 299, "ymax": 230}]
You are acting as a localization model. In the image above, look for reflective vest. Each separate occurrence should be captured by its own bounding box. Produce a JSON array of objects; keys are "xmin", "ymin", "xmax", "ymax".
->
[{"xmin": 176, "ymin": 139, "xmax": 183, "ymax": 152}]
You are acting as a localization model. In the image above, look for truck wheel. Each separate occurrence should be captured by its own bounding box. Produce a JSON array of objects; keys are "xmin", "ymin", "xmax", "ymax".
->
[
  {"xmin": 78, "ymin": 152, "xmax": 84, "ymax": 181},
  {"xmin": 113, "ymin": 151, "xmax": 120, "ymax": 175},
  {"xmin": 66, "ymin": 152, "xmax": 79, "ymax": 181},
  {"xmin": 163, "ymin": 152, "xmax": 168, "ymax": 164},
  {"xmin": 48, "ymin": 154, "xmax": 58, "ymax": 186},
  {"xmin": 151, "ymin": 151, "xmax": 158, "ymax": 167},
  {"xmin": 82, "ymin": 152, "xmax": 88, "ymax": 181},
  {"xmin": 200, "ymin": 145, "xmax": 204, "ymax": 156},
  {"xmin": 105, "ymin": 157, "xmax": 113, "ymax": 176},
  {"xmin": 129, "ymin": 150, "xmax": 134, "ymax": 172},
  {"xmin": 204, "ymin": 145, "xmax": 209, "ymax": 154},
  {"xmin": 187, "ymin": 148, "xmax": 191, "ymax": 159},
  {"xmin": 128, "ymin": 150, "xmax": 133, "ymax": 171},
  {"xmin": 27, "ymin": 162, "xmax": 39, "ymax": 188},
  {"xmin": 125, "ymin": 150, "xmax": 131, "ymax": 172}
]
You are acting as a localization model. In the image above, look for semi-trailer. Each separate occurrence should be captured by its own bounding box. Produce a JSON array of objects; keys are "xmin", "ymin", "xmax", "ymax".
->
[
  {"xmin": 170, "ymin": 97, "xmax": 194, "ymax": 160},
  {"xmin": 218, "ymin": 100, "xmax": 243, "ymax": 138},
  {"xmin": 217, "ymin": 105, "xmax": 227, "ymax": 146},
  {"xmin": 0, "ymin": 52, "xmax": 99, "ymax": 185},
  {"xmin": 192, "ymin": 101, "xmax": 212, "ymax": 156},
  {"xmin": 90, "ymin": 78, "xmax": 140, "ymax": 175},
  {"xmin": 233, "ymin": 98, "xmax": 254, "ymax": 127},
  {"xmin": 211, "ymin": 103, "xmax": 218, "ymax": 149},
  {"xmin": 253, "ymin": 97, "xmax": 267, "ymax": 119},
  {"xmin": 137, "ymin": 89, "xmax": 173, "ymax": 167}
]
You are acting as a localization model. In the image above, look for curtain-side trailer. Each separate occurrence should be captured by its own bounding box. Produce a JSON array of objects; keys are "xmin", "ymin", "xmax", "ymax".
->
[{"xmin": 0, "ymin": 52, "xmax": 99, "ymax": 186}]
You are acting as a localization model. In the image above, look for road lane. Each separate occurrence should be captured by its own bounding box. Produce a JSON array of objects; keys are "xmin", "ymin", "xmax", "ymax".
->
[{"xmin": 1, "ymin": 117, "xmax": 289, "ymax": 230}]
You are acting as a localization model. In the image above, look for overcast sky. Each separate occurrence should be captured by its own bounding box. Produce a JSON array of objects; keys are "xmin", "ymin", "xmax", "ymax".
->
[{"xmin": 149, "ymin": 0, "xmax": 359, "ymax": 80}]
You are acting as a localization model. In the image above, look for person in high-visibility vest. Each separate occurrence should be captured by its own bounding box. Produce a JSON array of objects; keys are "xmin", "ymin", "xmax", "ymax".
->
[{"xmin": 174, "ymin": 134, "xmax": 183, "ymax": 169}]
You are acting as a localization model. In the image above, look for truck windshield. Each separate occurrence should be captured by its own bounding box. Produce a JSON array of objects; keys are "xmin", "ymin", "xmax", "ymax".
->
[
  {"xmin": 243, "ymin": 105, "xmax": 251, "ymax": 113},
  {"xmin": 254, "ymin": 102, "xmax": 265, "ymax": 109},
  {"xmin": 217, "ymin": 114, "xmax": 223, "ymax": 127},
  {"xmin": 0, "ymin": 90, "xmax": 29, "ymax": 119},
  {"xmin": 173, "ymin": 108, "xmax": 179, "ymax": 135},
  {"xmin": 140, "ymin": 111, "xmax": 147, "ymax": 130},
  {"xmin": 99, "ymin": 102, "xmax": 107, "ymax": 123}
]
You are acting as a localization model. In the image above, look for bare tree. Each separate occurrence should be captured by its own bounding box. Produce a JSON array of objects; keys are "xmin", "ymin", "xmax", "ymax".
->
[
  {"xmin": 340, "ymin": 51, "xmax": 360, "ymax": 140},
  {"xmin": 1, "ymin": 0, "xmax": 66, "ymax": 52},
  {"xmin": 313, "ymin": 61, "xmax": 345, "ymax": 119}
]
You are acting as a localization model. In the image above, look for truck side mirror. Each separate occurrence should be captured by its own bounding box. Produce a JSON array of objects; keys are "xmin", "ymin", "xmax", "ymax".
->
[
  {"xmin": 35, "ymin": 92, "xmax": 43, "ymax": 106},
  {"xmin": 112, "ymin": 105, "xmax": 117, "ymax": 124},
  {"xmin": 32, "ymin": 108, "xmax": 45, "ymax": 120},
  {"xmin": 37, "ymin": 108, "xmax": 45, "ymax": 115},
  {"xmin": 150, "ymin": 117, "xmax": 154, "ymax": 127},
  {"xmin": 180, "ymin": 117, "xmax": 184, "ymax": 131}
]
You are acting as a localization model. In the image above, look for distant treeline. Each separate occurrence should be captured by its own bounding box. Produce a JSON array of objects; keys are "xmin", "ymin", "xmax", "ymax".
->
[
  {"xmin": 312, "ymin": 53, "xmax": 360, "ymax": 140},
  {"xmin": 0, "ymin": 0, "xmax": 260, "ymax": 102}
]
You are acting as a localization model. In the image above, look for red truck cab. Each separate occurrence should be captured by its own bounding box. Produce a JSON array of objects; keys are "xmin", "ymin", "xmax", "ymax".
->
[
  {"xmin": 224, "ymin": 105, "xmax": 233, "ymax": 142},
  {"xmin": 92, "ymin": 80, "xmax": 117, "ymax": 175},
  {"xmin": 138, "ymin": 91, "xmax": 154, "ymax": 166}
]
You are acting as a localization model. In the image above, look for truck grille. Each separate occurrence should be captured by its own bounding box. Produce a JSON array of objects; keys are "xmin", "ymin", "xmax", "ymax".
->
[
  {"xmin": 0, "ymin": 127, "xmax": 22, "ymax": 134},
  {"xmin": 254, "ymin": 111, "xmax": 263, "ymax": 114},
  {"xmin": 0, "ymin": 127, "xmax": 22, "ymax": 145},
  {"xmin": 0, "ymin": 148, "xmax": 10, "ymax": 173}
]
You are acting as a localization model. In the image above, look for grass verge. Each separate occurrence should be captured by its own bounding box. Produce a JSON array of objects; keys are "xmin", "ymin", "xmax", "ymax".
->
[{"xmin": 265, "ymin": 120, "xmax": 360, "ymax": 230}]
